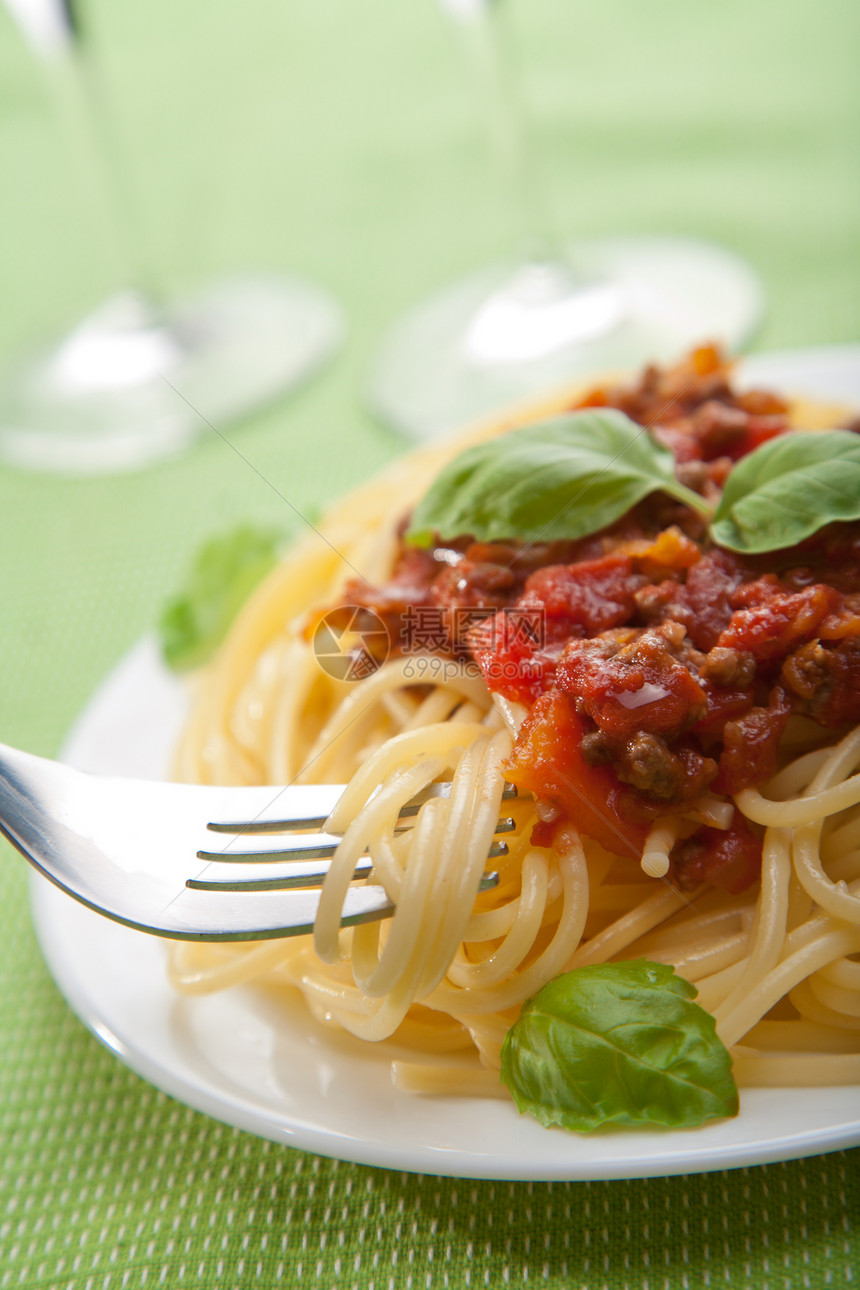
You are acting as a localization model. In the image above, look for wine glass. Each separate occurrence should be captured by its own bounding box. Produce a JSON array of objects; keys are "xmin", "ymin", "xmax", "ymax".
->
[
  {"xmin": 366, "ymin": 0, "xmax": 763, "ymax": 441},
  {"xmin": 0, "ymin": 0, "xmax": 344, "ymax": 474}
]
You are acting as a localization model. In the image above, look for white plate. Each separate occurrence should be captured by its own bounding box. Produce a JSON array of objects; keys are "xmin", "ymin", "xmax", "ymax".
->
[{"xmin": 30, "ymin": 347, "xmax": 860, "ymax": 1180}]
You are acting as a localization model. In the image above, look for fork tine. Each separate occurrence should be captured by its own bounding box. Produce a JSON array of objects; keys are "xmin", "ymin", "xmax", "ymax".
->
[
  {"xmin": 205, "ymin": 780, "xmax": 520, "ymax": 835},
  {"xmin": 187, "ymin": 852, "xmax": 507, "ymax": 894},
  {"xmin": 166, "ymin": 882, "xmax": 397, "ymax": 940},
  {"xmin": 187, "ymin": 855, "xmax": 374, "ymax": 891},
  {"xmin": 188, "ymin": 866, "xmax": 502, "ymax": 896},
  {"xmin": 197, "ymin": 817, "xmax": 517, "ymax": 864},
  {"xmin": 198, "ymin": 831, "xmax": 351, "ymax": 863}
]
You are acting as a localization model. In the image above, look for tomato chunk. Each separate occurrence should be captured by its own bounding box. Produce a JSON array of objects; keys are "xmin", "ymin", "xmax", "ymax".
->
[
  {"xmin": 506, "ymin": 691, "xmax": 648, "ymax": 859},
  {"xmin": 519, "ymin": 554, "xmax": 639, "ymax": 635},
  {"xmin": 719, "ymin": 579, "xmax": 838, "ymax": 661},
  {"xmin": 670, "ymin": 816, "xmax": 763, "ymax": 894},
  {"xmin": 556, "ymin": 633, "xmax": 708, "ymax": 743}
]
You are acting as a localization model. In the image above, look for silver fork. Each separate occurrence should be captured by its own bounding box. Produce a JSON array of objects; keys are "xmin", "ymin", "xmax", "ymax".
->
[{"xmin": 0, "ymin": 741, "xmax": 513, "ymax": 941}]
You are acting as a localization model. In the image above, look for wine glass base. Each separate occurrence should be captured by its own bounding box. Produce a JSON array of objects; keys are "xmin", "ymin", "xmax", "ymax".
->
[
  {"xmin": 367, "ymin": 235, "xmax": 764, "ymax": 441},
  {"xmin": 0, "ymin": 274, "xmax": 344, "ymax": 474}
]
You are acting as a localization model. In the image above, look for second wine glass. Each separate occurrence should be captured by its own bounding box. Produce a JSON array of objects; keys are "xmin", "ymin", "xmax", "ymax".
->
[{"xmin": 367, "ymin": 0, "xmax": 763, "ymax": 442}]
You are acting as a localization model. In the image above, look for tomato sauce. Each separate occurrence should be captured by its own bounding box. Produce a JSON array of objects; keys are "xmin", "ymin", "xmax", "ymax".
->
[{"xmin": 337, "ymin": 347, "xmax": 860, "ymax": 892}]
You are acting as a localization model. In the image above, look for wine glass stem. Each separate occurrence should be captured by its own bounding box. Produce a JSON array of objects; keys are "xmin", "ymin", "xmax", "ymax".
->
[
  {"xmin": 51, "ymin": 25, "xmax": 165, "ymax": 319},
  {"xmin": 456, "ymin": 0, "xmax": 558, "ymax": 266}
]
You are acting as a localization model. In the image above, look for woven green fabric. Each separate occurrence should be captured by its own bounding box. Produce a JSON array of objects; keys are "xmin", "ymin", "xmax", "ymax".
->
[{"xmin": 1, "ymin": 1, "xmax": 858, "ymax": 1286}]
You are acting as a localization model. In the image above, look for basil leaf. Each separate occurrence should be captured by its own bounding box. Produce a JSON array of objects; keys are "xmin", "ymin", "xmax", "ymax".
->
[
  {"xmin": 160, "ymin": 525, "xmax": 281, "ymax": 671},
  {"xmin": 500, "ymin": 961, "xmax": 738, "ymax": 1133},
  {"xmin": 710, "ymin": 429, "xmax": 860, "ymax": 553},
  {"xmin": 406, "ymin": 410, "xmax": 708, "ymax": 546}
]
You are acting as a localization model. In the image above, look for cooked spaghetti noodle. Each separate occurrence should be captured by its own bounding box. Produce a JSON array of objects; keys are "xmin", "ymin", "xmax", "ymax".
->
[{"xmin": 168, "ymin": 349, "xmax": 860, "ymax": 1102}]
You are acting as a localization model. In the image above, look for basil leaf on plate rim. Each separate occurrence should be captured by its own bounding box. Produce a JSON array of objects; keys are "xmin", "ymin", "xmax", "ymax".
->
[
  {"xmin": 500, "ymin": 960, "xmax": 739, "ymax": 1133},
  {"xmin": 405, "ymin": 412, "xmax": 860, "ymax": 556}
]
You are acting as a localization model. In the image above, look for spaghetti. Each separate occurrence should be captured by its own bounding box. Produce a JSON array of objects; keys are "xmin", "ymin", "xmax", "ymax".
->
[{"xmin": 168, "ymin": 348, "xmax": 860, "ymax": 1106}]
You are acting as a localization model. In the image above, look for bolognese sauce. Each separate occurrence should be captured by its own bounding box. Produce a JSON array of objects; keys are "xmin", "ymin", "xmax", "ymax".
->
[{"xmin": 337, "ymin": 347, "xmax": 860, "ymax": 896}]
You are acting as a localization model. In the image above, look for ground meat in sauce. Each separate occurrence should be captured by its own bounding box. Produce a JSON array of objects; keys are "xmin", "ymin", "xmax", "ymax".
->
[{"xmin": 328, "ymin": 346, "xmax": 860, "ymax": 893}]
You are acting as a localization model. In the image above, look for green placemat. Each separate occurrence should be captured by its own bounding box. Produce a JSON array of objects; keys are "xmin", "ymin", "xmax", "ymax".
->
[{"xmin": 1, "ymin": 0, "xmax": 858, "ymax": 1286}]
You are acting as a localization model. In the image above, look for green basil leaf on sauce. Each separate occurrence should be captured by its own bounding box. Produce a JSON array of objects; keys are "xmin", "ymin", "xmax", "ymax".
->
[
  {"xmin": 406, "ymin": 410, "xmax": 709, "ymax": 547},
  {"xmin": 500, "ymin": 961, "xmax": 738, "ymax": 1133},
  {"xmin": 710, "ymin": 429, "xmax": 860, "ymax": 553},
  {"xmin": 160, "ymin": 525, "xmax": 281, "ymax": 671}
]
